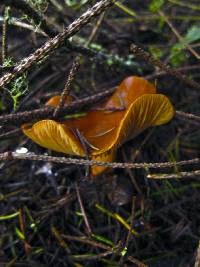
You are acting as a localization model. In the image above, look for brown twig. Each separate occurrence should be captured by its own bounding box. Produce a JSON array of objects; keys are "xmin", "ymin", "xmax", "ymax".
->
[
  {"xmin": 145, "ymin": 64, "xmax": 200, "ymax": 80},
  {"xmin": 0, "ymin": 88, "xmax": 115, "ymax": 125},
  {"xmin": 54, "ymin": 10, "xmax": 107, "ymax": 118},
  {"xmin": 0, "ymin": 1, "xmax": 122, "ymax": 69},
  {"xmin": 53, "ymin": 59, "xmax": 80, "ymax": 117},
  {"xmin": 75, "ymin": 182, "xmax": 92, "ymax": 235},
  {"xmin": 86, "ymin": 12, "xmax": 105, "ymax": 45},
  {"xmin": 130, "ymin": 43, "xmax": 200, "ymax": 91},
  {"xmin": 0, "ymin": 93, "xmax": 200, "ymax": 127},
  {"xmin": 0, "ymin": 0, "xmax": 115, "ymax": 89},
  {"xmin": 147, "ymin": 170, "xmax": 200, "ymax": 179},
  {"xmin": 69, "ymin": 247, "xmax": 119, "ymax": 261},
  {"xmin": 0, "ymin": 128, "xmax": 21, "ymax": 140},
  {"xmin": 1, "ymin": 6, "xmax": 9, "ymax": 64},
  {"xmin": 0, "ymin": 152, "xmax": 199, "ymax": 172},
  {"xmin": 0, "ymin": 0, "xmax": 55, "ymax": 37},
  {"xmin": 175, "ymin": 110, "xmax": 200, "ymax": 123},
  {"xmin": 62, "ymin": 234, "xmax": 146, "ymax": 266},
  {"xmin": 159, "ymin": 10, "xmax": 200, "ymax": 60}
]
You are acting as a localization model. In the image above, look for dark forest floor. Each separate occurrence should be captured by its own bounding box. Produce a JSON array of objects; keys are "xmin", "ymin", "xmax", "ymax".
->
[{"xmin": 0, "ymin": 1, "xmax": 200, "ymax": 266}]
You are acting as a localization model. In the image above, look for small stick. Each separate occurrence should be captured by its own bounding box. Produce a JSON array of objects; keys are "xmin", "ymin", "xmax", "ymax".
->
[
  {"xmin": 75, "ymin": 182, "xmax": 92, "ymax": 235},
  {"xmin": 86, "ymin": 12, "xmax": 105, "ymax": 45},
  {"xmin": 176, "ymin": 110, "xmax": 200, "ymax": 123},
  {"xmin": 0, "ymin": 152, "xmax": 199, "ymax": 171},
  {"xmin": 54, "ymin": 11, "xmax": 105, "ymax": 117},
  {"xmin": 1, "ymin": 0, "xmax": 54, "ymax": 37},
  {"xmin": 53, "ymin": 59, "xmax": 80, "ymax": 117},
  {"xmin": 0, "ymin": 88, "xmax": 115, "ymax": 125},
  {"xmin": 62, "ymin": 234, "xmax": 146, "ymax": 266},
  {"xmin": 130, "ymin": 43, "xmax": 200, "ymax": 91},
  {"xmin": 159, "ymin": 10, "xmax": 200, "ymax": 60},
  {"xmin": 147, "ymin": 169, "xmax": 200, "ymax": 179},
  {"xmin": 0, "ymin": 128, "xmax": 21, "ymax": 140},
  {"xmin": 62, "ymin": 234, "xmax": 111, "ymax": 250},
  {"xmin": 2, "ymin": 6, "xmax": 9, "ymax": 64}
]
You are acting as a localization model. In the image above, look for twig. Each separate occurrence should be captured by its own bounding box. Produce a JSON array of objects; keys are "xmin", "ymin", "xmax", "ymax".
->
[
  {"xmin": 86, "ymin": 12, "xmax": 105, "ymax": 45},
  {"xmin": 1, "ymin": 0, "xmax": 55, "ymax": 37},
  {"xmin": 0, "ymin": 16, "xmax": 47, "ymax": 36},
  {"xmin": 0, "ymin": 128, "xmax": 21, "ymax": 140},
  {"xmin": 62, "ymin": 234, "xmax": 146, "ymax": 266},
  {"xmin": 0, "ymin": 152, "xmax": 199, "ymax": 171},
  {"xmin": 75, "ymin": 182, "xmax": 92, "ymax": 235},
  {"xmin": 147, "ymin": 169, "xmax": 200, "ymax": 179},
  {"xmin": 1, "ymin": 7, "xmax": 9, "ymax": 64},
  {"xmin": 130, "ymin": 43, "xmax": 200, "ymax": 91},
  {"xmin": 69, "ymin": 248, "xmax": 119, "ymax": 261},
  {"xmin": 158, "ymin": 11, "xmax": 200, "ymax": 60},
  {"xmin": 0, "ymin": 1, "xmax": 130, "ymax": 71},
  {"xmin": 175, "ymin": 111, "xmax": 200, "ymax": 123},
  {"xmin": 0, "ymin": 89, "xmax": 200, "ymax": 128},
  {"xmin": 62, "ymin": 235, "xmax": 111, "ymax": 250},
  {"xmin": 53, "ymin": 10, "xmax": 106, "ymax": 116},
  {"xmin": 127, "ymin": 256, "xmax": 147, "ymax": 267},
  {"xmin": 0, "ymin": 88, "xmax": 115, "ymax": 125},
  {"xmin": 145, "ymin": 64, "xmax": 200, "ymax": 80},
  {"xmin": 53, "ymin": 59, "xmax": 80, "ymax": 117},
  {"xmin": 0, "ymin": 0, "xmax": 115, "ymax": 89}
]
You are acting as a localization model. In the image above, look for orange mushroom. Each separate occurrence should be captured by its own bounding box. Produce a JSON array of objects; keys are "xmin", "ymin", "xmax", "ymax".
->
[{"xmin": 22, "ymin": 76, "xmax": 174, "ymax": 176}]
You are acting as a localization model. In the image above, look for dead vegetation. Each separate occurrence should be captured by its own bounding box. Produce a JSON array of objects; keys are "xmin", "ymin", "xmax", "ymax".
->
[{"xmin": 0, "ymin": 0, "xmax": 200, "ymax": 266}]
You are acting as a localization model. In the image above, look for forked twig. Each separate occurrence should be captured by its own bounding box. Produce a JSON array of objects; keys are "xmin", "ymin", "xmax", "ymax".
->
[{"xmin": 0, "ymin": 0, "xmax": 115, "ymax": 89}]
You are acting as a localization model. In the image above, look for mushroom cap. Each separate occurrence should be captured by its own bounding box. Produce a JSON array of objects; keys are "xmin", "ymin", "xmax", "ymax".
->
[
  {"xmin": 21, "ymin": 76, "xmax": 174, "ymax": 176},
  {"xmin": 22, "ymin": 120, "xmax": 85, "ymax": 156}
]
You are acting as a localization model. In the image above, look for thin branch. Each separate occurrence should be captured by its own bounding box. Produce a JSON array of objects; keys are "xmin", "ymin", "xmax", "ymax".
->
[
  {"xmin": 53, "ymin": 59, "xmax": 80, "ymax": 117},
  {"xmin": 175, "ymin": 110, "xmax": 200, "ymax": 123},
  {"xmin": 159, "ymin": 10, "xmax": 200, "ymax": 60},
  {"xmin": 0, "ymin": 16, "xmax": 47, "ymax": 36},
  {"xmin": 75, "ymin": 183, "xmax": 92, "ymax": 235},
  {"xmin": 0, "ymin": 0, "xmax": 115, "ymax": 89},
  {"xmin": 0, "ymin": 128, "xmax": 21, "ymax": 140},
  {"xmin": 0, "ymin": 0, "xmax": 55, "ymax": 37},
  {"xmin": 0, "ymin": 88, "xmax": 115, "ymax": 125},
  {"xmin": 130, "ymin": 43, "xmax": 200, "ymax": 91},
  {"xmin": 1, "ymin": 7, "xmax": 9, "ymax": 64},
  {"xmin": 62, "ymin": 234, "xmax": 146, "ymax": 266},
  {"xmin": 62, "ymin": 235, "xmax": 111, "ymax": 250},
  {"xmin": 69, "ymin": 248, "xmax": 119, "ymax": 261},
  {"xmin": 0, "ymin": 152, "xmax": 199, "ymax": 171},
  {"xmin": 0, "ymin": 90, "xmax": 199, "ymax": 128},
  {"xmin": 147, "ymin": 169, "xmax": 200, "ymax": 179},
  {"xmin": 53, "ymin": 11, "xmax": 106, "ymax": 117}
]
